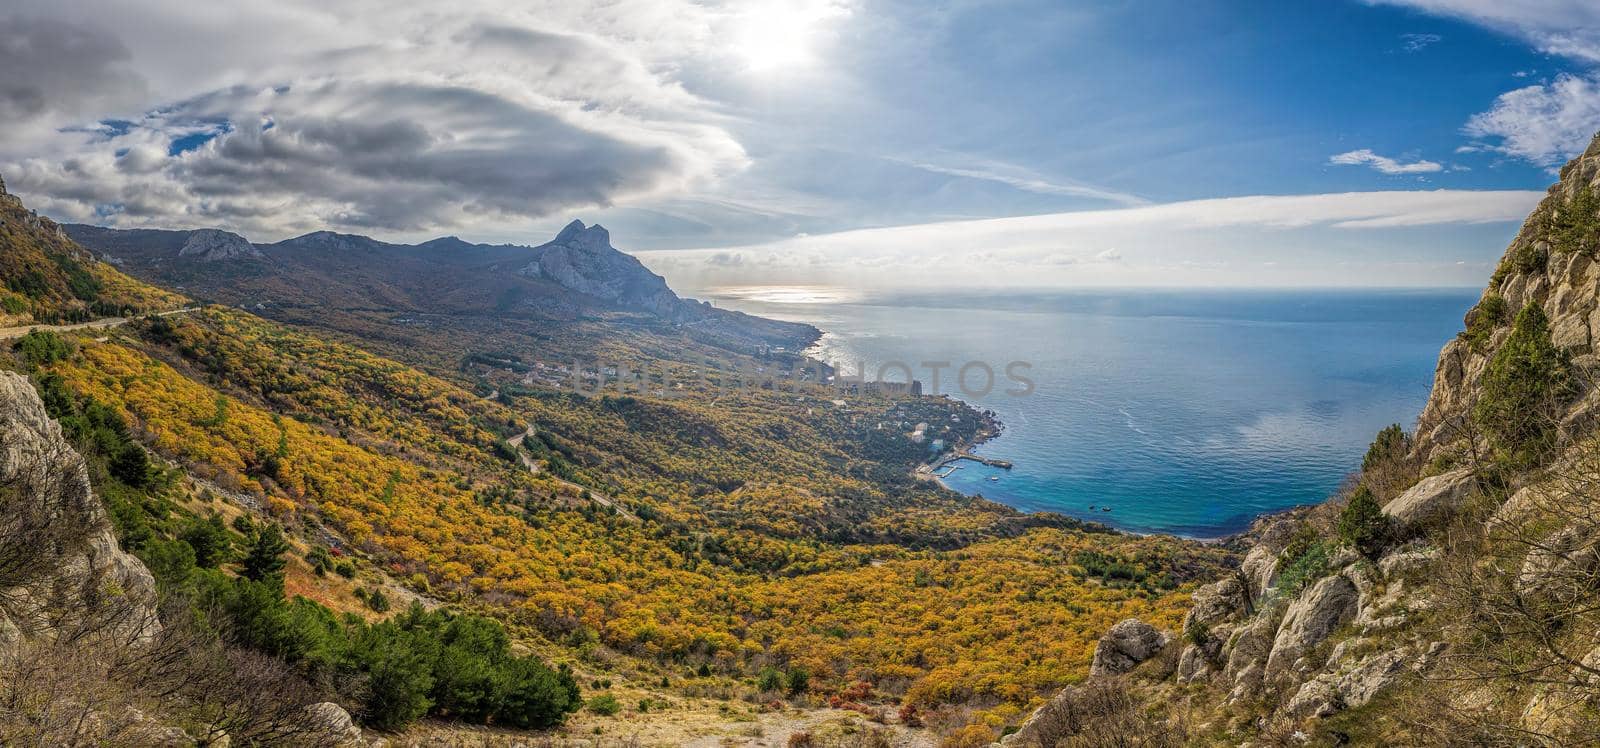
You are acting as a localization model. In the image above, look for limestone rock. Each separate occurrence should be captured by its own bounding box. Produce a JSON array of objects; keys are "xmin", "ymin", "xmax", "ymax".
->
[
  {"xmin": 1286, "ymin": 677, "xmax": 1342, "ymax": 719},
  {"xmin": 1265, "ymin": 575, "xmax": 1359, "ymax": 685},
  {"xmin": 520, "ymin": 220, "xmax": 684, "ymax": 317},
  {"xmin": 1382, "ymin": 468, "xmax": 1477, "ymax": 525},
  {"xmin": 1089, "ymin": 618, "xmax": 1172, "ymax": 677},
  {"xmin": 0, "ymin": 372, "xmax": 159, "ymax": 655},
  {"xmin": 177, "ymin": 229, "xmax": 262, "ymax": 262},
  {"xmin": 1224, "ymin": 613, "xmax": 1278, "ymax": 701},
  {"xmin": 1377, "ymin": 548, "xmax": 1439, "ymax": 579},
  {"xmin": 1185, "ymin": 575, "xmax": 1249, "ymax": 629},
  {"xmin": 304, "ymin": 702, "xmax": 363, "ymax": 746},
  {"xmin": 1516, "ymin": 526, "xmax": 1600, "ymax": 602},
  {"xmin": 1240, "ymin": 545, "xmax": 1280, "ymax": 602},
  {"xmin": 1338, "ymin": 649, "xmax": 1409, "ymax": 709}
]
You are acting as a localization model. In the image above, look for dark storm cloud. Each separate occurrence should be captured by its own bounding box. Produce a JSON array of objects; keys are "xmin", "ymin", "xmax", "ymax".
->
[
  {"xmin": 0, "ymin": 16, "xmax": 146, "ymax": 128},
  {"xmin": 1, "ymin": 15, "xmax": 744, "ymax": 238}
]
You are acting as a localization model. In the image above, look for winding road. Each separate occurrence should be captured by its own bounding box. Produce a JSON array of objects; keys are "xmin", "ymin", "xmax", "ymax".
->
[
  {"xmin": 508, "ymin": 425, "xmax": 641, "ymax": 523},
  {"xmin": 0, "ymin": 307, "xmax": 198, "ymax": 340}
]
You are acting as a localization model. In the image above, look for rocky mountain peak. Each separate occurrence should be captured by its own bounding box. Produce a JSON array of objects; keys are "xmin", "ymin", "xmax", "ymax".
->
[
  {"xmin": 552, "ymin": 219, "xmax": 612, "ymax": 249},
  {"xmin": 520, "ymin": 220, "xmax": 684, "ymax": 317},
  {"xmin": 178, "ymin": 228, "xmax": 262, "ymax": 262}
]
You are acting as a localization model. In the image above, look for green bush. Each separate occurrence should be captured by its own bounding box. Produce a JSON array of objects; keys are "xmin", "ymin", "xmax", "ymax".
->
[
  {"xmin": 785, "ymin": 667, "xmax": 809, "ymax": 696},
  {"xmin": 586, "ymin": 694, "xmax": 621, "ymax": 716},
  {"xmin": 239, "ymin": 523, "xmax": 290, "ymax": 585},
  {"xmin": 757, "ymin": 666, "xmax": 785, "ymax": 692},
  {"xmin": 1337, "ymin": 486, "xmax": 1392, "ymax": 558},
  {"xmin": 1473, "ymin": 302, "xmax": 1573, "ymax": 468},
  {"xmin": 109, "ymin": 444, "xmax": 152, "ymax": 487},
  {"xmin": 13, "ymin": 330, "xmax": 73, "ymax": 367},
  {"xmin": 179, "ymin": 515, "xmax": 234, "ymax": 568},
  {"xmin": 1276, "ymin": 525, "xmax": 1331, "ymax": 595},
  {"xmin": 364, "ymin": 587, "xmax": 392, "ymax": 613},
  {"xmin": 1462, "ymin": 294, "xmax": 1508, "ymax": 352},
  {"xmin": 1551, "ymin": 183, "xmax": 1600, "ymax": 255}
]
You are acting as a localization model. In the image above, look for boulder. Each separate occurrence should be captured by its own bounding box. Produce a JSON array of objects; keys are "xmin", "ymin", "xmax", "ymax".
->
[
  {"xmin": 304, "ymin": 702, "xmax": 363, "ymax": 746},
  {"xmin": 1286, "ymin": 677, "xmax": 1342, "ymax": 719},
  {"xmin": 1516, "ymin": 526, "xmax": 1600, "ymax": 602},
  {"xmin": 1265, "ymin": 575, "xmax": 1359, "ymax": 685},
  {"xmin": 1185, "ymin": 575, "xmax": 1249, "ymax": 629},
  {"xmin": 1382, "ymin": 468, "xmax": 1477, "ymax": 525},
  {"xmin": 1089, "ymin": 618, "xmax": 1172, "ymax": 677},
  {"xmin": 1338, "ymin": 649, "xmax": 1409, "ymax": 709},
  {"xmin": 1224, "ymin": 613, "xmax": 1278, "ymax": 701},
  {"xmin": 1550, "ymin": 311, "xmax": 1592, "ymax": 352}
]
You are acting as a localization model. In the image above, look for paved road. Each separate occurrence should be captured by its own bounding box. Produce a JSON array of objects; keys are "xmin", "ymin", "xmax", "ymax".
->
[{"xmin": 0, "ymin": 307, "xmax": 198, "ymax": 341}]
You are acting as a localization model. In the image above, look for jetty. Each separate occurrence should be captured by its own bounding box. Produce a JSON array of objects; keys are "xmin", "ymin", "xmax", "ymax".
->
[{"xmin": 930, "ymin": 451, "xmax": 1013, "ymax": 472}]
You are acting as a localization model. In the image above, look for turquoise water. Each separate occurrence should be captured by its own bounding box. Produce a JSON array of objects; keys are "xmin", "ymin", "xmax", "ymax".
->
[{"xmin": 700, "ymin": 287, "xmax": 1477, "ymax": 538}]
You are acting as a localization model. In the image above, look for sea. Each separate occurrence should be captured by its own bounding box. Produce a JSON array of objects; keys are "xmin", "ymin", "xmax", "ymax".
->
[{"xmin": 696, "ymin": 286, "xmax": 1479, "ymax": 538}]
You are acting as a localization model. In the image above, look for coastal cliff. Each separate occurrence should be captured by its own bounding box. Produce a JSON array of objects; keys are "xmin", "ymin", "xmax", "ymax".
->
[{"xmin": 1002, "ymin": 131, "xmax": 1600, "ymax": 745}]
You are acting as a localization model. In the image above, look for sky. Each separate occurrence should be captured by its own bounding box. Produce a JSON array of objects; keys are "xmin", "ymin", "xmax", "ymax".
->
[{"xmin": 1, "ymin": 0, "xmax": 1598, "ymax": 288}]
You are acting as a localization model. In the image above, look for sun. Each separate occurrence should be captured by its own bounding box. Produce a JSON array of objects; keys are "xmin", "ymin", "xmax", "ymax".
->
[{"xmin": 730, "ymin": 1, "xmax": 848, "ymax": 73}]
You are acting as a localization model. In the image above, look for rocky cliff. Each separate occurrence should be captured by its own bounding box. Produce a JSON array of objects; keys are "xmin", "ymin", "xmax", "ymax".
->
[
  {"xmin": 1413, "ymin": 131, "xmax": 1600, "ymax": 468},
  {"xmin": 1000, "ymin": 133, "xmax": 1600, "ymax": 745},
  {"xmin": 0, "ymin": 370, "xmax": 159, "ymax": 657},
  {"xmin": 520, "ymin": 220, "xmax": 684, "ymax": 317}
]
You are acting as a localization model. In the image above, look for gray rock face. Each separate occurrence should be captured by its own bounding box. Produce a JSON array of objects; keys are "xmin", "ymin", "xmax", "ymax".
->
[
  {"xmin": 0, "ymin": 372, "xmax": 159, "ymax": 657},
  {"xmin": 1186, "ymin": 575, "xmax": 1249, "ymax": 629},
  {"xmin": 1286, "ymin": 678, "xmax": 1342, "ymax": 719},
  {"xmin": 1383, "ymin": 468, "xmax": 1477, "ymax": 525},
  {"xmin": 1516, "ymin": 525, "xmax": 1600, "ymax": 602},
  {"xmin": 1089, "ymin": 618, "xmax": 1172, "ymax": 677},
  {"xmin": 1240, "ymin": 545, "xmax": 1280, "ymax": 601},
  {"xmin": 1265, "ymin": 575, "xmax": 1359, "ymax": 686},
  {"xmin": 1224, "ymin": 612, "xmax": 1278, "ymax": 701},
  {"xmin": 1338, "ymin": 649, "xmax": 1409, "ymax": 708},
  {"xmin": 177, "ymin": 229, "xmax": 262, "ymax": 262},
  {"xmin": 1377, "ymin": 548, "xmax": 1439, "ymax": 579},
  {"xmin": 520, "ymin": 220, "xmax": 683, "ymax": 317}
]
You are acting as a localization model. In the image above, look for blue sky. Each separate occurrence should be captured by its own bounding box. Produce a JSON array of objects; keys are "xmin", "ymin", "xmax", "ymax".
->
[{"xmin": 1, "ymin": 0, "xmax": 1597, "ymax": 287}]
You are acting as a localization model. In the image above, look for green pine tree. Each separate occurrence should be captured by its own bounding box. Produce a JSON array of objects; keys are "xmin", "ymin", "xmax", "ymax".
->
[
  {"xmin": 1473, "ymin": 302, "xmax": 1574, "ymax": 468},
  {"xmin": 239, "ymin": 522, "xmax": 291, "ymax": 585}
]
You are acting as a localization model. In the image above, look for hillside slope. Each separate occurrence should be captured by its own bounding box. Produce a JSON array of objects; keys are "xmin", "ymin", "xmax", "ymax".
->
[
  {"xmin": 2, "ymin": 182, "xmax": 1241, "ymax": 744},
  {"xmin": 0, "ymin": 177, "xmax": 182, "ymax": 325},
  {"xmin": 1000, "ymin": 132, "xmax": 1600, "ymax": 746},
  {"xmin": 65, "ymin": 218, "xmax": 814, "ymax": 360}
]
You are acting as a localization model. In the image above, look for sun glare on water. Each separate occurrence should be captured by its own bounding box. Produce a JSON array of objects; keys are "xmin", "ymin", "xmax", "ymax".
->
[{"xmin": 730, "ymin": 1, "xmax": 849, "ymax": 73}]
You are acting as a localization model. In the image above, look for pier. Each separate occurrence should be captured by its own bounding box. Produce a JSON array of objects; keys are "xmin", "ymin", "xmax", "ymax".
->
[{"xmin": 929, "ymin": 451, "xmax": 1013, "ymax": 472}]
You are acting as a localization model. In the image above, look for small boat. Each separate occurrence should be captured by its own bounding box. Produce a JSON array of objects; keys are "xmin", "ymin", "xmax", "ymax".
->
[
  {"xmin": 1101, "ymin": 507, "xmax": 1112, "ymax": 512},
  {"xmin": 1088, "ymin": 505, "xmax": 1096, "ymax": 510},
  {"xmin": 988, "ymin": 476, "xmax": 999, "ymax": 481}
]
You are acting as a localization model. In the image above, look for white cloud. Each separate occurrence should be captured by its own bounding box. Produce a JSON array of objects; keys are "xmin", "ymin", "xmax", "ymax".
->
[
  {"xmin": 1400, "ymin": 32, "xmax": 1442, "ymax": 52},
  {"xmin": 639, "ymin": 189, "xmax": 1543, "ymax": 289},
  {"xmin": 1463, "ymin": 72, "xmax": 1600, "ymax": 167},
  {"xmin": 1365, "ymin": 1, "xmax": 1600, "ymax": 62},
  {"xmin": 889, "ymin": 155, "xmax": 1148, "ymax": 206},
  {"xmin": 1329, "ymin": 149, "xmax": 1444, "ymax": 174}
]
